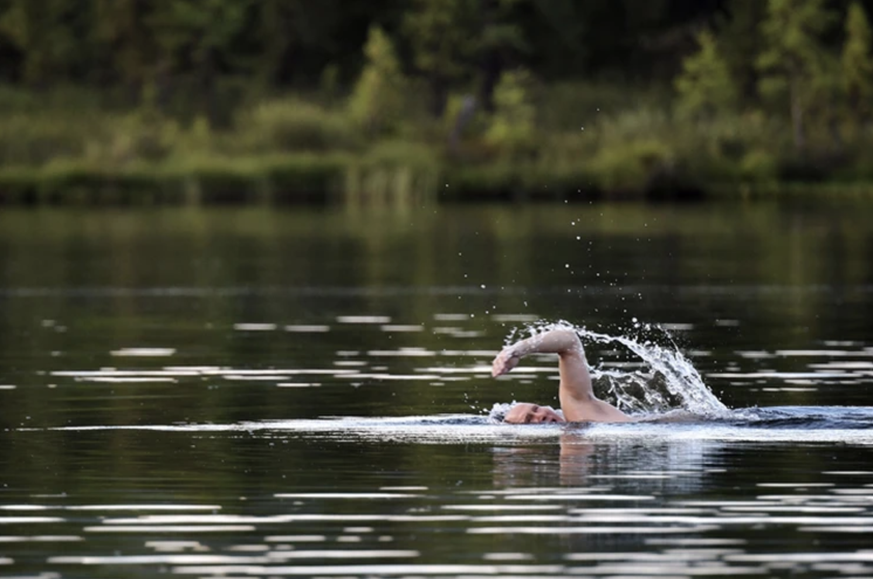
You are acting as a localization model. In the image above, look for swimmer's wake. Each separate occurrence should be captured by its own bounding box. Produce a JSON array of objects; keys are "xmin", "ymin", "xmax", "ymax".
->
[
  {"xmin": 579, "ymin": 325, "xmax": 730, "ymax": 418},
  {"xmin": 43, "ymin": 407, "xmax": 873, "ymax": 446},
  {"xmin": 494, "ymin": 322, "xmax": 729, "ymax": 423}
]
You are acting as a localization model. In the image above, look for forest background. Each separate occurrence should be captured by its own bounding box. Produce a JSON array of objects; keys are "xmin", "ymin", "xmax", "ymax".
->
[{"xmin": 2, "ymin": 0, "xmax": 873, "ymax": 202}]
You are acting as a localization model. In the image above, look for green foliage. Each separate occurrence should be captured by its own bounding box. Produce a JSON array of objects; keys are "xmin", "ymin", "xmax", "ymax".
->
[
  {"xmin": 0, "ymin": 0, "xmax": 84, "ymax": 84},
  {"xmin": 0, "ymin": 114, "xmax": 90, "ymax": 166},
  {"xmin": 239, "ymin": 98, "xmax": 361, "ymax": 153},
  {"xmin": 756, "ymin": 0, "xmax": 836, "ymax": 149},
  {"xmin": 739, "ymin": 148, "xmax": 779, "ymax": 182},
  {"xmin": 569, "ymin": 104, "xmax": 792, "ymax": 189},
  {"xmin": 485, "ymin": 69, "xmax": 536, "ymax": 155},
  {"xmin": 756, "ymin": 0, "xmax": 833, "ymax": 81},
  {"xmin": 675, "ymin": 30, "xmax": 738, "ymax": 118},
  {"xmin": 0, "ymin": 107, "xmax": 181, "ymax": 169},
  {"xmin": 148, "ymin": 0, "xmax": 252, "ymax": 73},
  {"xmin": 348, "ymin": 26, "xmax": 406, "ymax": 135},
  {"xmin": 10, "ymin": 0, "xmax": 873, "ymax": 199},
  {"xmin": 249, "ymin": 1, "xmax": 347, "ymax": 87},
  {"xmin": 478, "ymin": 0, "xmax": 528, "ymax": 62},
  {"xmin": 0, "ymin": 86, "xmax": 98, "ymax": 163},
  {"xmin": 319, "ymin": 64, "xmax": 341, "ymax": 103},
  {"xmin": 91, "ymin": 0, "xmax": 154, "ymax": 88},
  {"xmin": 594, "ymin": 107, "xmax": 672, "ymax": 148},
  {"xmin": 842, "ymin": 2, "xmax": 873, "ymax": 119},
  {"xmin": 715, "ymin": 0, "xmax": 767, "ymax": 101},
  {"xmin": 99, "ymin": 111, "xmax": 180, "ymax": 164},
  {"xmin": 402, "ymin": 0, "xmax": 527, "ymax": 115},
  {"xmin": 403, "ymin": 0, "xmax": 477, "ymax": 84},
  {"xmin": 588, "ymin": 139, "xmax": 673, "ymax": 192},
  {"xmin": 363, "ymin": 140, "xmax": 429, "ymax": 166}
]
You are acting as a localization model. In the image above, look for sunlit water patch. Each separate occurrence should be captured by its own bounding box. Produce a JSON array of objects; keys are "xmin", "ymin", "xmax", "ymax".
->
[{"xmin": 713, "ymin": 343, "xmax": 873, "ymax": 402}]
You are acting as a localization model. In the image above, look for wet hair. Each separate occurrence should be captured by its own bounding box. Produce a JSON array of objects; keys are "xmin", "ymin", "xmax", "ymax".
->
[
  {"xmin": 489, "ymin": 402, "xmax": 564, "ymax": 423},
  {"xmin": 488, "ymin": 402, "xmax": 514, "ymax": 423}
]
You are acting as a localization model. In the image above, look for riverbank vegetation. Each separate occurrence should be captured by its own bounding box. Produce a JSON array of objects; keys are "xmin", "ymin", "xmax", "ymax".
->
[{"xmin": 2, "ymin": 0, "xmax": 873, "ymax": 202}]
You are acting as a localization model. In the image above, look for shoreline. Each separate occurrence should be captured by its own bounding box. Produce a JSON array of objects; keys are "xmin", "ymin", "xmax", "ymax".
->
[{"xmin": 3, "ymin": 158, "xmax": 873, "ymax": 205}]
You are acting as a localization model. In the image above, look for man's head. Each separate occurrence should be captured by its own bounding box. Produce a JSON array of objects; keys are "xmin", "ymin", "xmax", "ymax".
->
[{"xmin": 503, "ymin": 403, "xmax": 565, "ymax": 424}]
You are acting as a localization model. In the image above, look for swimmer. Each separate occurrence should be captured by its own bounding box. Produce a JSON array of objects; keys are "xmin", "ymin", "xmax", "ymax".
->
[{"xmin": 492, "ymin": 327, "xmax": 632, "ymax": 424}]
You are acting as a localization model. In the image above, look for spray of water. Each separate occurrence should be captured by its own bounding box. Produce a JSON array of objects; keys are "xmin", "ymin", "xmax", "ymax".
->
[{"xmin": 523, "ymin": 320, "xmax": 731, "ymax": 419}]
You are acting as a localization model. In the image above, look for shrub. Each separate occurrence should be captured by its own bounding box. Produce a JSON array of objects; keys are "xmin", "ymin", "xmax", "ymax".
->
[
  {"xmin": 485, "ymin": 69, "xmax": 536, "ymax": 156},
  {"xmin": 348, "ymin": 26, "xmax": 407, "ymax": 135},
  {"xmin": 79, "ymin": 111, "xmax": 180, "ymax": 167},
  {"xmin": 240, "ymin": 98, "xmax": 361, "ymax": 153},
  {"xmin": 739, "ymin": 149, "xmax": 779, "ymax": 181},
  {"xmin": 0, "ymin": 114, "xmax": 93, "ymax": 165},
  {"xmin": 362, "ymin": 140, "xmax": 439, "ymax": 171},
  {"xmin": 588, "ymin": 139, "xmax": 674, "ymax": 192},
  {"xmin": 674, "ymin": 30, "xmax": 739, "ymax": 118}
]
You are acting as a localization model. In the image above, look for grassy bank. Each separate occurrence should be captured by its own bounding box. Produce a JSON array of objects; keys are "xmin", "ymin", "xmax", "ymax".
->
[{"xmin": 2, "ymin": 84, "xmax": 873, "ymax": 205}]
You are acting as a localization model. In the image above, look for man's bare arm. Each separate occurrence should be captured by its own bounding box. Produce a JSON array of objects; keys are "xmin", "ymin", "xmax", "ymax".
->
[{"xmin": 492, "ymin": 328, "xmax": 631, "ymax": 423}]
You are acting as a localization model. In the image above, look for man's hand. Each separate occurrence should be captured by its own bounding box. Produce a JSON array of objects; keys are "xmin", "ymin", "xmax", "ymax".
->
[{"xmin": 491, "ymin": 346, "xmax": 521, "ymax": 377}]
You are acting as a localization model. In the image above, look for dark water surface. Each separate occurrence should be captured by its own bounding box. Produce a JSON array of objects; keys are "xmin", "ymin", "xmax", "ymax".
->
[{"xmin": 2, "ymin": 201, "xmax": 873, "ymax": 578}]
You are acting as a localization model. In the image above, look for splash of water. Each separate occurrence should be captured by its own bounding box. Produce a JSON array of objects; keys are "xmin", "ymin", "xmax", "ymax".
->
[{"xmin": 522, "ymin": 321, "xmax": 731, "ymax": 419}]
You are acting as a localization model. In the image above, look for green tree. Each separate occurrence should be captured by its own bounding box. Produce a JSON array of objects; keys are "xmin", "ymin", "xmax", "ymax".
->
[
  {"xmin": 348, "ymin": 26, "xmax": 406, "ymax": 134},
  {"xmin": 150, "ymin": 0, "xmax": 252, "ymax": 76},
  {"xmin": 251, "ymin": 0, "xmax": 348, "ymax": 88},
  {"xmin": 716, "ymin": 0, "xmax": 767, "ymax": 102},
  {"xmin": 485, "ymin": 68, "xmax": 535, "ymax": 155},
  {"xmin": 91, "ymin": 0, "xmax": 156, "ymax": 91},
  {"xmin": 841, "ymin": 1, "xmax": 873, "ymax": 120},
  {"xmin": 478, "ymin": 0, "xmax": 527, "ymax": 110},
  {"xmin": 147, "ymin": 0, "xmax": 254, "ymax": 121},
  {"xmin": 0, "ymin": 0, "xmax": 84, "ymax": 85},
  {"xmin": 756, "ymin": 0, "xmax": 835, "ymax": 151},
  {"xmin": 403, "ymin": 0, "xmax": 478, "ymax": 117},
  {"xmin": 674, "ymin": 30, "xmax": 738, "ymax": 118},
  {"xmin": 403, "ymin": 0, "xmax": 527, "ymax": 116}
]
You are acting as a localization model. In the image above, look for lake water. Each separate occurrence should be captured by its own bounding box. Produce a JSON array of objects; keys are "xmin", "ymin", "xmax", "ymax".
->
[{"xmin": 2, "ymin": 200, "xmax": 873, "ymax": 578}]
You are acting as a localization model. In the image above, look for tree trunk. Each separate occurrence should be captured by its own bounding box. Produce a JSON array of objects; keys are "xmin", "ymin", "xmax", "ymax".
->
[
  {"xmin": 790, "ymin": 78, "xmax": 805, "ymax": 152},
  {"xmin": 200, "ymin": 47, "xmax": 221, "ymax": 126},
  {"xmin": 429, "ymin": 75, "xmax": 447, "ymax": 118},
  {"xmin": 479, "ymin": 0, "xmax": 501, "ymax": 112}
]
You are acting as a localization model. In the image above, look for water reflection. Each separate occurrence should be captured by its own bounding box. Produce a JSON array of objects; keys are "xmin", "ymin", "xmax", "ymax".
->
[
  {"xmin": 491, "ymin": 432, "xmax": 712, "ymax": 494},
  {"xmin": 5, "ymin": 426, "xmax": 873, "ymax": 577}
]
